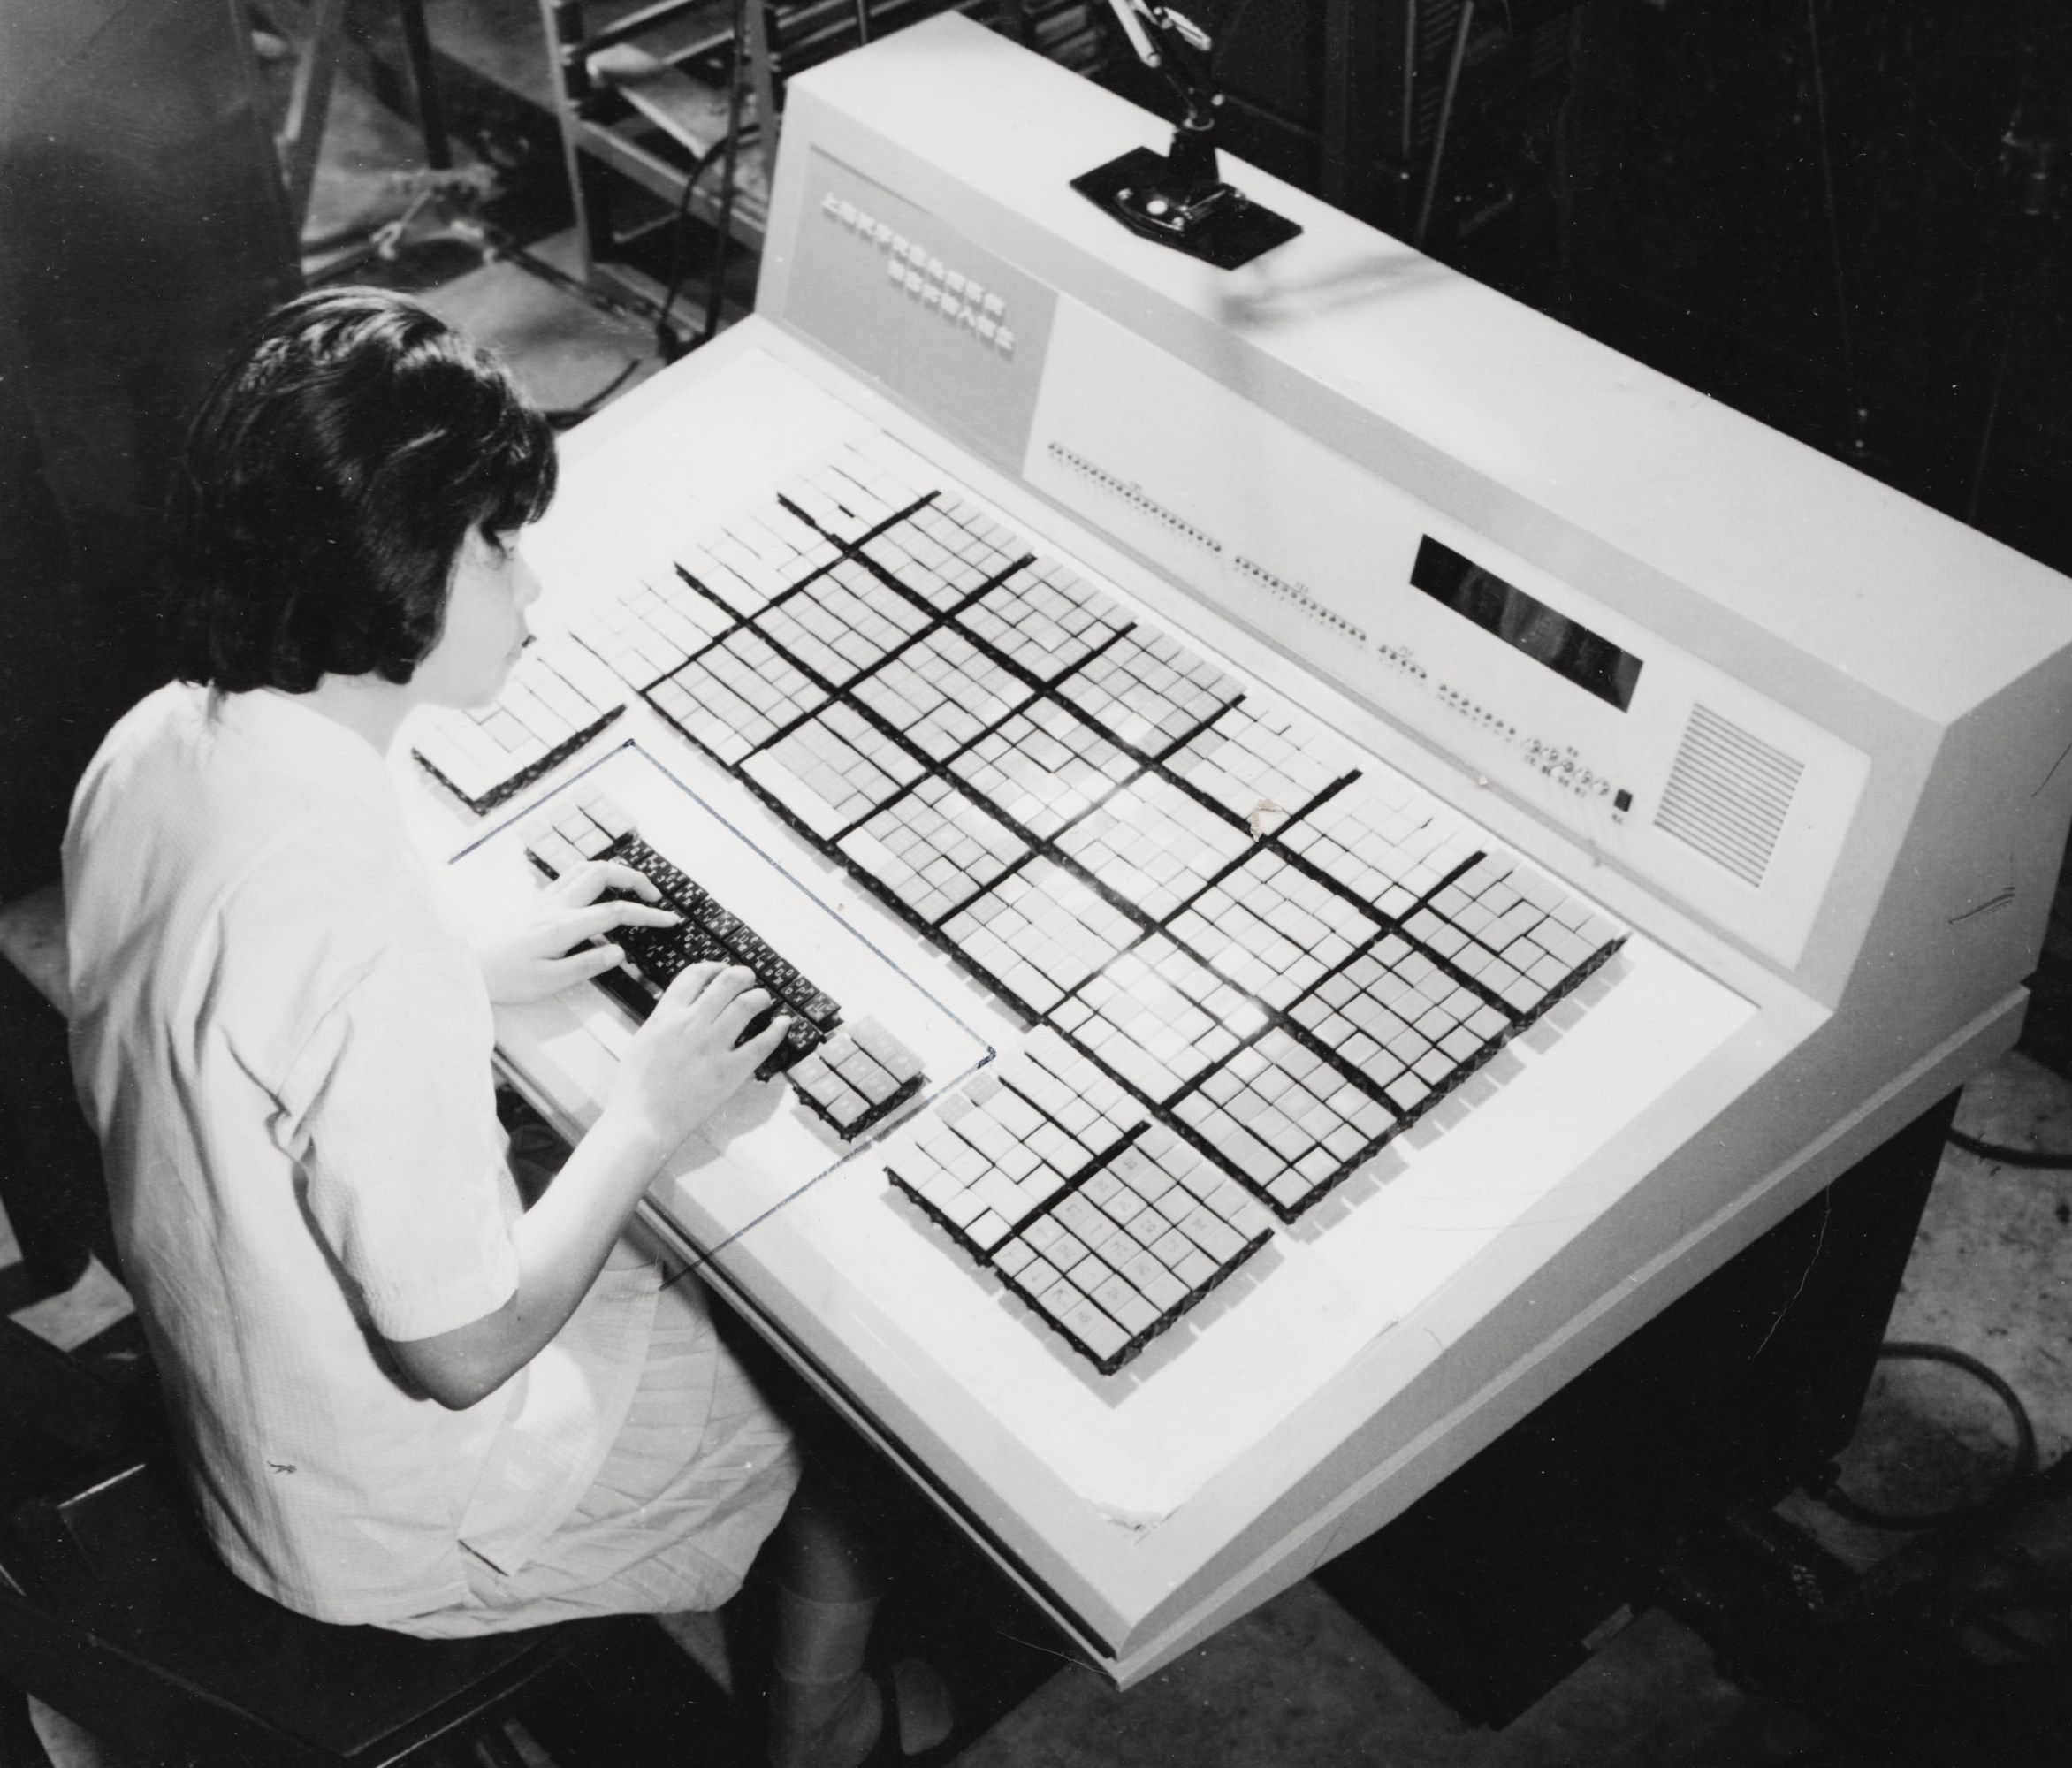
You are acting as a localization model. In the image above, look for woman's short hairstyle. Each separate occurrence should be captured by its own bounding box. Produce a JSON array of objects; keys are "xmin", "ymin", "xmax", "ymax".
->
[{"xmin": 165, "ymin": 287, "xmax": 557, "ymax": 694}]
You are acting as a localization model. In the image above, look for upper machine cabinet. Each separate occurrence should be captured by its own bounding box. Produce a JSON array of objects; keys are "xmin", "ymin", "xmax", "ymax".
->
[{"xmin": 758, "ymin": 18, "xmax": 2072, "ymax": 1019}]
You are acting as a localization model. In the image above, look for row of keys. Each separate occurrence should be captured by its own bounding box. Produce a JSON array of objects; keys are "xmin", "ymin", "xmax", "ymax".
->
[
  {"xmin": 857, "ymin": 492, "xmax": 1025, "ymax": 605},
  {"xmin": 1054, "ymin": 629, "xmax": 1238, "ymax": 756},
  {"xmin": 650, "ymin": 629, "xmax": 822, "ymax": 767},
  {"xmin": 941, "ymin": 857, "xmax": 1140, "ymax": 1019},
  {"xmin": 776, "ymin": 438, "xmax": 925, "ymax": 544},
  {"xmin": 853, "ymin": 629, "xmax": 1026, "ymax": 761},
  {"xmin": 1052, "ymin": 934, "xmax": 1256, "ymax": 1103},
  {"xmin": 1054, "ymin": 773, "xmax": 1260, "ymax": 925},
  {"xmin": 948, "ymin": 699, "xmax": 1139, "ymax": 842},
  {"xmin": 743, "ymin": 699, "xmax": 926, "ymax": 842},
  {"xmin": 411, "ymin": 648, "xmax": 623, "ymax": 814},
  {"xmin": 886, "ymin": 1031, "xmax": 1273, "ymax": 1372},
  {"xmin": 1172, "ymin": 1026, "xmax": 1398, "ymax": 1213},
  {"xmin": 756, "ymin": 561, "xmax": 929, "ymax": 689},
  {"xmin": 1171, "ymin": 848, "xmax": 1377, "ymax": 1014},
  {"xmin": 836, "ymin": 777, "xmax": 1029, "ymax": 927},
  {"xmin": 957, "ymin": 562, "xmax": 1125, "ymax": 682},
  {"xmin": 1166, "ymin": 700, "xmax": 1355, "ymax": 828},
  {"xmin": 788, "ymin": 1017, "xmax": 927, "ymax": 1140}
]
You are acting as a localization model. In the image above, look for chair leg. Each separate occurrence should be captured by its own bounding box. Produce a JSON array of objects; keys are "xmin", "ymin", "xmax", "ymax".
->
[
  {"xmin": 0, "ymin": 1683, "xmax": 57, "ymax": 1768},
  {"xmin": 278, "ymin": 0, "xmax": 349, "ymax": 235}
]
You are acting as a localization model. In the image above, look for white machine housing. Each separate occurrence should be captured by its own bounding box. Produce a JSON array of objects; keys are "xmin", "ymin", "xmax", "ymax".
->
[{"xmin": 484, "ymin": 17, "xmax": 2072, "ymax": 1687}]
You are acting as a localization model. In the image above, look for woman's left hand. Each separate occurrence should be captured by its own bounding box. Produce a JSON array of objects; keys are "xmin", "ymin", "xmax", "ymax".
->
[{"xmin": 474, "ymin": 860, "xmax": 682, "ymax": 1004}]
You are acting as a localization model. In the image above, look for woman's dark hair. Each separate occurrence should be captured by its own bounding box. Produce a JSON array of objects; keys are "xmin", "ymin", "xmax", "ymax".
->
[{"xmin": 165, "ymin": 288, "xmax": 557, "ymax": 693}]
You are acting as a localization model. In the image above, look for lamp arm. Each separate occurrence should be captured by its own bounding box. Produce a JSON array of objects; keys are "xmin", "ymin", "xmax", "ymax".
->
[
  {"xmin": 1101, "ymin": 0, "xmax": 1219, "ymax": 132},
  {"xmin": 1072, "ymin": 1, "xmax": 1302, "ymax": 269}
]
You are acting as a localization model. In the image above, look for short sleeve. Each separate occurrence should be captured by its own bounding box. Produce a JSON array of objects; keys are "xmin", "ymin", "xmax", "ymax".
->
[{"xmin": 285, "ymin": 941, "xmax": 521, "ymax": 1343}]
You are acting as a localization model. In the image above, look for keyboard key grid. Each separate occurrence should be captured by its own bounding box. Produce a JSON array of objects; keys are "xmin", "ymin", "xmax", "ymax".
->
[
  {"xmin": 889, "ymin": 1030, "xmax": 1276, "ymax": 1371},
  {"xmin": 412, "ymin": 649, "xmax": 624, "ymax": 814},
  {"xmin": 568, "ymin": 439, "xmax": 1626, "ymax": 1372}
]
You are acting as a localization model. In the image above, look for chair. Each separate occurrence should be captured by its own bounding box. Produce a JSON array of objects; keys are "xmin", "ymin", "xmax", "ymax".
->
[
  {"xmin": 0, "ymin": 883, "xmax": 118, "ymax": 1297},
  {"xmin": 0, "ymin": 1320, "xmax": 751, "ymax": 1768},
  {"xmin": 0, "ymin": 895, "xmax": 751, "ymax": 1765},
  {"xmin": 273, "ymin": 2, "xmax": 456, "ymax": 240}
]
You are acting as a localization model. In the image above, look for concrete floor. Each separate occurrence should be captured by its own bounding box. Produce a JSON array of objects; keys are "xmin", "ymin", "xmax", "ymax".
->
[{"xmin": 11, "ymin": 11, "xmax": 2072, "ymax": 1765}]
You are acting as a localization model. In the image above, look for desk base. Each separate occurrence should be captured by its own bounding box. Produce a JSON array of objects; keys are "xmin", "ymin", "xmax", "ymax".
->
[
  {"xmin": 1316, "ymin": 1091, "xmax": 1958, "ymax": 1726},
  {"xmin": 1070, "ymin": 147, "xmax": 1304, "ymax": 270}
]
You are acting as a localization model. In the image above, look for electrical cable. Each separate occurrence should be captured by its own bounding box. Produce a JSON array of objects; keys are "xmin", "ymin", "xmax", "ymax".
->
[
  {"xmin": 650, "ymin": 116, "xmax": 760, "ymax": 359},
  {"xmin": 1548, "ymin": 5, "xmax": 1588, "ymax": 282},
  {"xmin": 1209, "ymin": 0, "xmax": 1265, "ymax": 50},
  {"xmin": 1946, "ymin": 1125, "xmax": 2072, "ymax": 1170},
  {"xmin": 1802, "ymin": 0, "xmax": 1865, "ymax": 461},
  {"xmin": 1809, "ymin": 1342, "xmax": 2041, "ymax": 1530},
  {"xmin": 1414, "ymin": 0, "xmax": 1477, "ymax": 248},
  {"xmin": 698, "ymin": 0, "xmax": 756, "ymax": 352},
  {"xmin": 1967, "ymin": 107, "xmax": 2054, "ymax": 525},
  {"xmin": 542, "ymin": 357, "xmax": 644, "ymax": 431},
  {"xmin": 546, "ymin": 62, "xmax": 758, "ymax": 414}
]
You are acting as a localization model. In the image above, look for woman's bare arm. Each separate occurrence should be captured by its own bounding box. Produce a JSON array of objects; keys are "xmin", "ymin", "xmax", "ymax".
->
[{"xmin": 385, "ymin": 963, "xmax": 788, "ymax": 1409}]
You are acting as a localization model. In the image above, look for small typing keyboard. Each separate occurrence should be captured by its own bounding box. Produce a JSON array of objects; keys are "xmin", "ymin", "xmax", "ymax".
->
[
  {"xmin": 415, "ymin": 648, "xmax": 624, "ymax": 814},
  {"xmin": 519, "ymin": 790, "xmax": 857, "ymax": 1085},
  {"xmin": 564, "ymin": 437, "xmax": 1627, "ymax": 1372}
]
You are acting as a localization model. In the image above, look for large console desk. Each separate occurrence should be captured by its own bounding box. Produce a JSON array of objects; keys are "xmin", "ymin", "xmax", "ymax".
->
[{"xmin": 399, "ymin": 18, "xmax": 2072, "ymax": 1691}]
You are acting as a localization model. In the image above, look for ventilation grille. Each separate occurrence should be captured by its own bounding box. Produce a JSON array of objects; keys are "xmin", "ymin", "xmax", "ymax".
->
[{"xmin": 1653, "ymin": 705, "xmax": 1803, "ymax": 888}]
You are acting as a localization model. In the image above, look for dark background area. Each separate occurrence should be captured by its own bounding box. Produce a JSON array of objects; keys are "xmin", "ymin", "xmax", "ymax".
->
[
  {"xmin": 0, "ymin": 0, "xmax": 298, "ymax": 902},
  {"xmin": 1154, "ymin": 0, "xmax": 2072, "ymax": 581}
]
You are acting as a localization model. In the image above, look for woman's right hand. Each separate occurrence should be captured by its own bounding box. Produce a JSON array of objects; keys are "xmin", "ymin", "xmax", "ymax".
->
[
  {"xmin": 606, "ymin": 962, "xmax": 789, "ymax": 1158},
  {"xmin": 402, "ymin": 966, "xmax": 786, "ymax": 1410}
]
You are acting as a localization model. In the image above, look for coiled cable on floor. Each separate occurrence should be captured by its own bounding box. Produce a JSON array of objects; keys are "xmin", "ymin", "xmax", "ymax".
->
[{"xmin": 1809, "ymin": 1341, "xmax": 2040, "ymax": 1530}]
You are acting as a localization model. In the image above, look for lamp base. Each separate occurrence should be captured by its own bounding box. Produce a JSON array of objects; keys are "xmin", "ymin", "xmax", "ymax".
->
[{"xmin": 1070, "ymin": 146, "xmax": 1301, "ymax": 271}]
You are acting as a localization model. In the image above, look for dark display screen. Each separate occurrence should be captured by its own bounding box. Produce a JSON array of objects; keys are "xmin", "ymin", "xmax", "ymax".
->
[{"xmin": 1411, "ymin": 537, "xmax": 1643, "ymax": 712}]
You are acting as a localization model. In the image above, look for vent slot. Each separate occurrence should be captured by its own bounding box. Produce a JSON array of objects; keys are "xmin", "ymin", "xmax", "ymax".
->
[{"xmin": 1654, "ymin": 705, "xmax": 1803, "ymax": 887}]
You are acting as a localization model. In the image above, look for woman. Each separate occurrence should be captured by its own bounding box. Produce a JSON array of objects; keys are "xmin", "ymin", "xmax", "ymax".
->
[{"xmin": 64, "ymin": 288, "xmax": 941, "ymax": 1768}]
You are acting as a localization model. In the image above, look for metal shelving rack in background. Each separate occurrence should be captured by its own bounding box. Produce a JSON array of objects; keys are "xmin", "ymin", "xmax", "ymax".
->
[{"xmin": 537, "ymin": 0, "xmax": 1111, "ymax": 329}]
